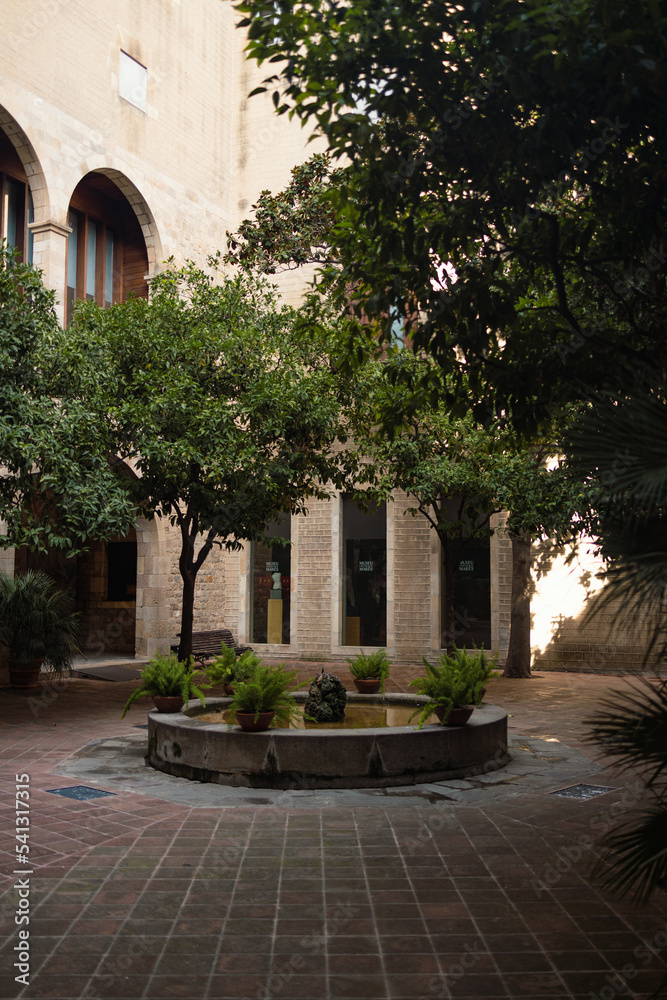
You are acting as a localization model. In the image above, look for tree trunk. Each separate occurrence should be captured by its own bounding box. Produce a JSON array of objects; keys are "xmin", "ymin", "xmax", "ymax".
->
[
  {"xmin": 178, "ymin": 568, "xmax": 197, "ymax": 664},
  {"xmin": 177, "ymin": 514, "xmax": 198, "ymax": 664},
  {"xmin": 503, "ymin": 530, "xmax": 532, "ymax": 678},
  {"xmin": 176, "ymin": 511, "xmax": 217, "ymax": 665}
]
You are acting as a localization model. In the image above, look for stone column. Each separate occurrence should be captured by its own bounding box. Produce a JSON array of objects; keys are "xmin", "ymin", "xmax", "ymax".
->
[{"xmin": 28, "ymin": 220, "xmax": 70, "ymax": 326}]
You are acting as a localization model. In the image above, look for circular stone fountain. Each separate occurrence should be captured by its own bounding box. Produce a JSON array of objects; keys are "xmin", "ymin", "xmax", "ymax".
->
[{"xmin": 147, "ymin": 693, "xmax": 509, "ymax": 789}]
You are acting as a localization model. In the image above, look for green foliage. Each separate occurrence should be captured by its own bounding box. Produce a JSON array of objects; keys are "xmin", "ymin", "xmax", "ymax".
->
[
  {"xmin": 409, "ymin": 645, "xmax": 495, "ymax": 727},
  {"xmin": 236, "ymin": 0, "xmax": 667, "ymax": 432},
  {"xmin": 206, "ymin": 648, "xmax": 265, "ymax": 688},
  {"xmin": 587, "ymin": 680, "xmax": 667, "ymax": 792},
  {"xmin": 227, "ymin": 661, "xmax": 300, "ymax": 728},
  {"xmin": 0, "ymin": 246, "xmax": 133, "ymax": 555},
  {"xmin": 567, "ymin": 384, "xmax": 667, "ymax": 666},
  {"xmin": 345, "ymin": 648, "xmax": 391, "ymax": 692},
  {"xmin": 349, "ymin": 354, "xmax": 593, "ymax": 651},
  {"xmin": 303, "ymin": 671, "xmax": 348, "ymax": 722},
  {"xmin": 225, "ymin": 153, "xmax": 342, "ymax": 275},
  {"xmin": 120, "ymin": 652, "xmax": 206, "ymax": 718},
  {"xmin": 0, "ymin": 570, "xmax": 80, "ymax": 674},
  {"xmin": 203, "ymin": 644, "xmax": 238, "ymax": 687},
  {"xmin": 586, "ymin": 680, "xmax": 667, "ymax": 903},
  {"xmin": 49, "ymin": 259, "xmax": 359, "ymax": 662}
]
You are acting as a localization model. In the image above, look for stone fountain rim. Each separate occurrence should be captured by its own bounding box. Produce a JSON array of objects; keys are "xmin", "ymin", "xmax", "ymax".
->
[{"xmin": 175, "ymin": 691, "xmax": 500, "ymax": 736}]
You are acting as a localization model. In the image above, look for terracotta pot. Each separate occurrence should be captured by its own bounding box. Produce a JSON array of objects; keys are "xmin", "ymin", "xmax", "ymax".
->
[
  {"xmin": 151, "ymin": 695, "xmax": 184, "ymax": 713},
  {"xmin": 434, "ymin": 705, "xmax": 474, "ymax": 726},
  {"xmin": 8, "ymin": 657, "xmax": 43, "ymax": 690},
  {"xmin": 235, "ymin": 710, "xmax": 275, "ymax": 732},
  {"xmin": 353, "ymin": 678, "xmax": 381, "ymax": 694}
]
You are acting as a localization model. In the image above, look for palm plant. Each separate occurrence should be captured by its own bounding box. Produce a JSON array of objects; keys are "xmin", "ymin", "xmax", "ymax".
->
[
  {"xmin": 0, "ymin": 570, "xmax": 81, "ymax": 674},
  {"xmin": 121, "ymin": 651, "xmax": 206, "ymax": 718},
  {"xmin": 585, "ymin": 678, "xmax": 667, "ymax": 903},
  {"xmin": 569, "ymin": 382, "xmax": 667, "ymax": 907}
]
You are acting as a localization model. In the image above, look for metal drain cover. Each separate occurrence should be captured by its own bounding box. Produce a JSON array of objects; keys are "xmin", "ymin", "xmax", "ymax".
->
[
  {"xmin": 551, "ymin": 783, "xmax": 614, "ymax": 800},
  {"xmin": 47, "ymin": 785, "xmax": 116, "ymax": 801}
]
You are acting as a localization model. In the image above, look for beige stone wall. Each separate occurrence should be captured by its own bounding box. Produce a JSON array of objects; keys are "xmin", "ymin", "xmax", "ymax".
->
[
  {"xmin": 0, "ymin": 0, "xmax": 319, "ymax": 320},
  {"xmin": 210, "ymin": 493, "xmax": 514, "ymax": 666},
  {"xmin": 392, "ymin": 493, "xmax": 433, "ymax": 660},
  {"xmin": 530, "ymin": 537, "xmax": 658, "ymax": 672}
]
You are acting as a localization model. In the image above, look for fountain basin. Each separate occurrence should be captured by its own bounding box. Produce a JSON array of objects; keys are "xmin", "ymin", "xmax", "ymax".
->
[{"xmin": 147, "ymin": 693, "xmax": 509, "ymax": 789}]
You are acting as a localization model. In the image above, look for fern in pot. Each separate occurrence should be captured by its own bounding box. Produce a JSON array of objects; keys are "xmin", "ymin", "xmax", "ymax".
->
[
  {"xmin": 121, "ymin": 651, "xmax": 207, "ymax": 716},
  {"xmin": 205, "ymin": 647, "xmax": 262, "ymax": 696},
  {"xmin": 409, "ymin": 646, "xmax": 489, "ymax": 727},
  {"xmin": 345, "ymin": 648, "xmax": 392, "ymax": 694},
  {"xmin": 227, "ymin": 661, "xmax": 301, "ymax": 731}
]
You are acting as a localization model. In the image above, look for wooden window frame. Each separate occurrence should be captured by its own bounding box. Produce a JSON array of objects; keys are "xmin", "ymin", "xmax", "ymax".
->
[{"xmin": 66, "ymin": 208, "xmax": 120, "ymax": 322}]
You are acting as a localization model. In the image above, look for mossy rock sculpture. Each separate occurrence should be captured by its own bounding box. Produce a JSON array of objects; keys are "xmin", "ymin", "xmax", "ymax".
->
[{"xmin": 304, "ymin": 672, "xmax": 347, "ymax": 723}]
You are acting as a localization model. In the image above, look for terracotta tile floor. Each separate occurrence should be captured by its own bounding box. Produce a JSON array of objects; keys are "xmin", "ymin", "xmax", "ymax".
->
[{"xmin": 1, "ymin": 666, "xmax": 666, "ymax": 999}]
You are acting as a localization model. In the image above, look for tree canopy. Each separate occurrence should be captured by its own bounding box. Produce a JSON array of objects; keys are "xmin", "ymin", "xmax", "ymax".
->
[
  {"xmin": 0, "ymin": 247, "xmax": 133, "ymax": 555},
  {"xmin": 235, "ymin": 0, "xmax": 667, "ymax": 430},
  {"xmin": 348, "ymin": 355, "xmax": 591, "ymax": 673},
  {"xmin": 46, "ymin": 260, "xmax": 359, "ymax": 661}
]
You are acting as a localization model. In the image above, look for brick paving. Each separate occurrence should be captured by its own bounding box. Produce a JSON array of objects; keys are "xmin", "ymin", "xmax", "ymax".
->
[{"xmin": 1, "ymin": 667, "xmax": 666, "ymax": 999}]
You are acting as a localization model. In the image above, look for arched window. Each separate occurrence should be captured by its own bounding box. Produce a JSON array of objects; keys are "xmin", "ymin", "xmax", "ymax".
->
[
  {"xmin": 0, "ymin": 129, "xmax": 34, "ymax": 263},
  {"xmin": 66, "ymin": 172, "xmax": 148, "ymax": 324}
]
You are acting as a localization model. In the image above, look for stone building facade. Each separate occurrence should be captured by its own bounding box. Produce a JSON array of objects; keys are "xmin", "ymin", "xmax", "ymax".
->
[{"xmin": 0, "ymin": 1, "xmax": 652, "ymax": 670}]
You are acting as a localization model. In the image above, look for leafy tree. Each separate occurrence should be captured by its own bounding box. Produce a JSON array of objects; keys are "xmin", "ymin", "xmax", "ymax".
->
[
  {"xmin": 48, "ymin": 260, "xmax": 357, "ymax": 663},
  {"xmin": 0, "ymin": 246, "xmax": 133, "ymax": 555},
  {"xmin": 236, "ymin": 0, "xmax": 667, "ymax": 430},
  {"xmin": 225, "ymin": 148, "xmax": 593, "ymax": 677},
  {"xmin": 225, "ymin": 153, "xmax": 341, "ymax": 274},
  {"xmin": 351, "ymin": 357, "xmax": 590, "ymax": 676}
]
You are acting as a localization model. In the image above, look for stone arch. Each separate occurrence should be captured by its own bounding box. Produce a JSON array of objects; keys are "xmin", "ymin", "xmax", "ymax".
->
[
  {"xmin": 72, "ymin": 161, "xmax": 162, "ymax": 275},
  {"xmin": 0, "ymin": 103, "xmax": 50, "ymax": 220}
]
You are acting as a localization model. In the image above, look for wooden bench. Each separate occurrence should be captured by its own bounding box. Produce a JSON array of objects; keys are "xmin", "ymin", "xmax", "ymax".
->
[{"xmin": 170, "ymin": 629, "xmax": 252, "ymax": 668}]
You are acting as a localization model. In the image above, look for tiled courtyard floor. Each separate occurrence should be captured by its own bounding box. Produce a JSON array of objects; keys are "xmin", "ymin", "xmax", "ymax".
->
[{"xmin": 1, "ymin": 665, "xmax": 666, "ymax": 1000}]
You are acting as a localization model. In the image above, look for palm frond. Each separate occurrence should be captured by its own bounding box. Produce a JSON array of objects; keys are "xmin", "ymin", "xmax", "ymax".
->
[
  {"xmin": 591, "ymin": 805, "xmax": 667, "ymax": 904},
  {"xmin": 585, "ymin": 678, "xmax": 667, "ymax": 787},
  {"xmin": 568, "ymin": 389, "xmax": 667, "ymax": 512}
]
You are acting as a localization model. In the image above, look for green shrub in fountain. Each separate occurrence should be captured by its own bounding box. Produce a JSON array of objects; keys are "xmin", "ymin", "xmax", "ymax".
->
[
  {"xmin": 304, "ymin": 671, "xmax": 347, "ymax": 722},
  {"xmin": 227, "ymin": 662, "xmax": 301, "ymax": 728},
  {"xmin": 121, "ymin": 652, "xmax": 207, "ymax": 718},
  {"xmin": 408, "ymin": 645, "xmax": 496, "ymax": 727},
  {"xmin": 345, "ymin": 648, "xmax": 392, "ymax": 693},
  {"xmin": 204, "ymin": 647, "xmax": 261, "ymax": 689}
]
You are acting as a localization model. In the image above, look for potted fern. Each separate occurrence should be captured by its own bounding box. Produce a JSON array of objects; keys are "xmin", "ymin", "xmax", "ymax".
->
[
  {"xmin": 345, "ymin": 648, "xmax": 392, "ymax": 694},
  {"xmin": 205, "ymin": 647, "xmax": 262, "ymax": 696},
  {"xmin": 409, "ymin": 645, "xmax": 496, "ymax": 727},
  {"xmin": 121, "ymin": 651, "xmax": 207, "ymax": 717},
  {"xmin": 227, "ymin": 661, "xmax": 300, "ymax": 731}
]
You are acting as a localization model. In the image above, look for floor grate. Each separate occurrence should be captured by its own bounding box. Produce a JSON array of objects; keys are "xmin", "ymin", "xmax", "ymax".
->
[
  {"xmin": 46, "ymin": 785, "xmax": 116, "ymax": 801},
  {"xmin": 551, "ymin": 783, "xmax": 614, "ymax": 800}
]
